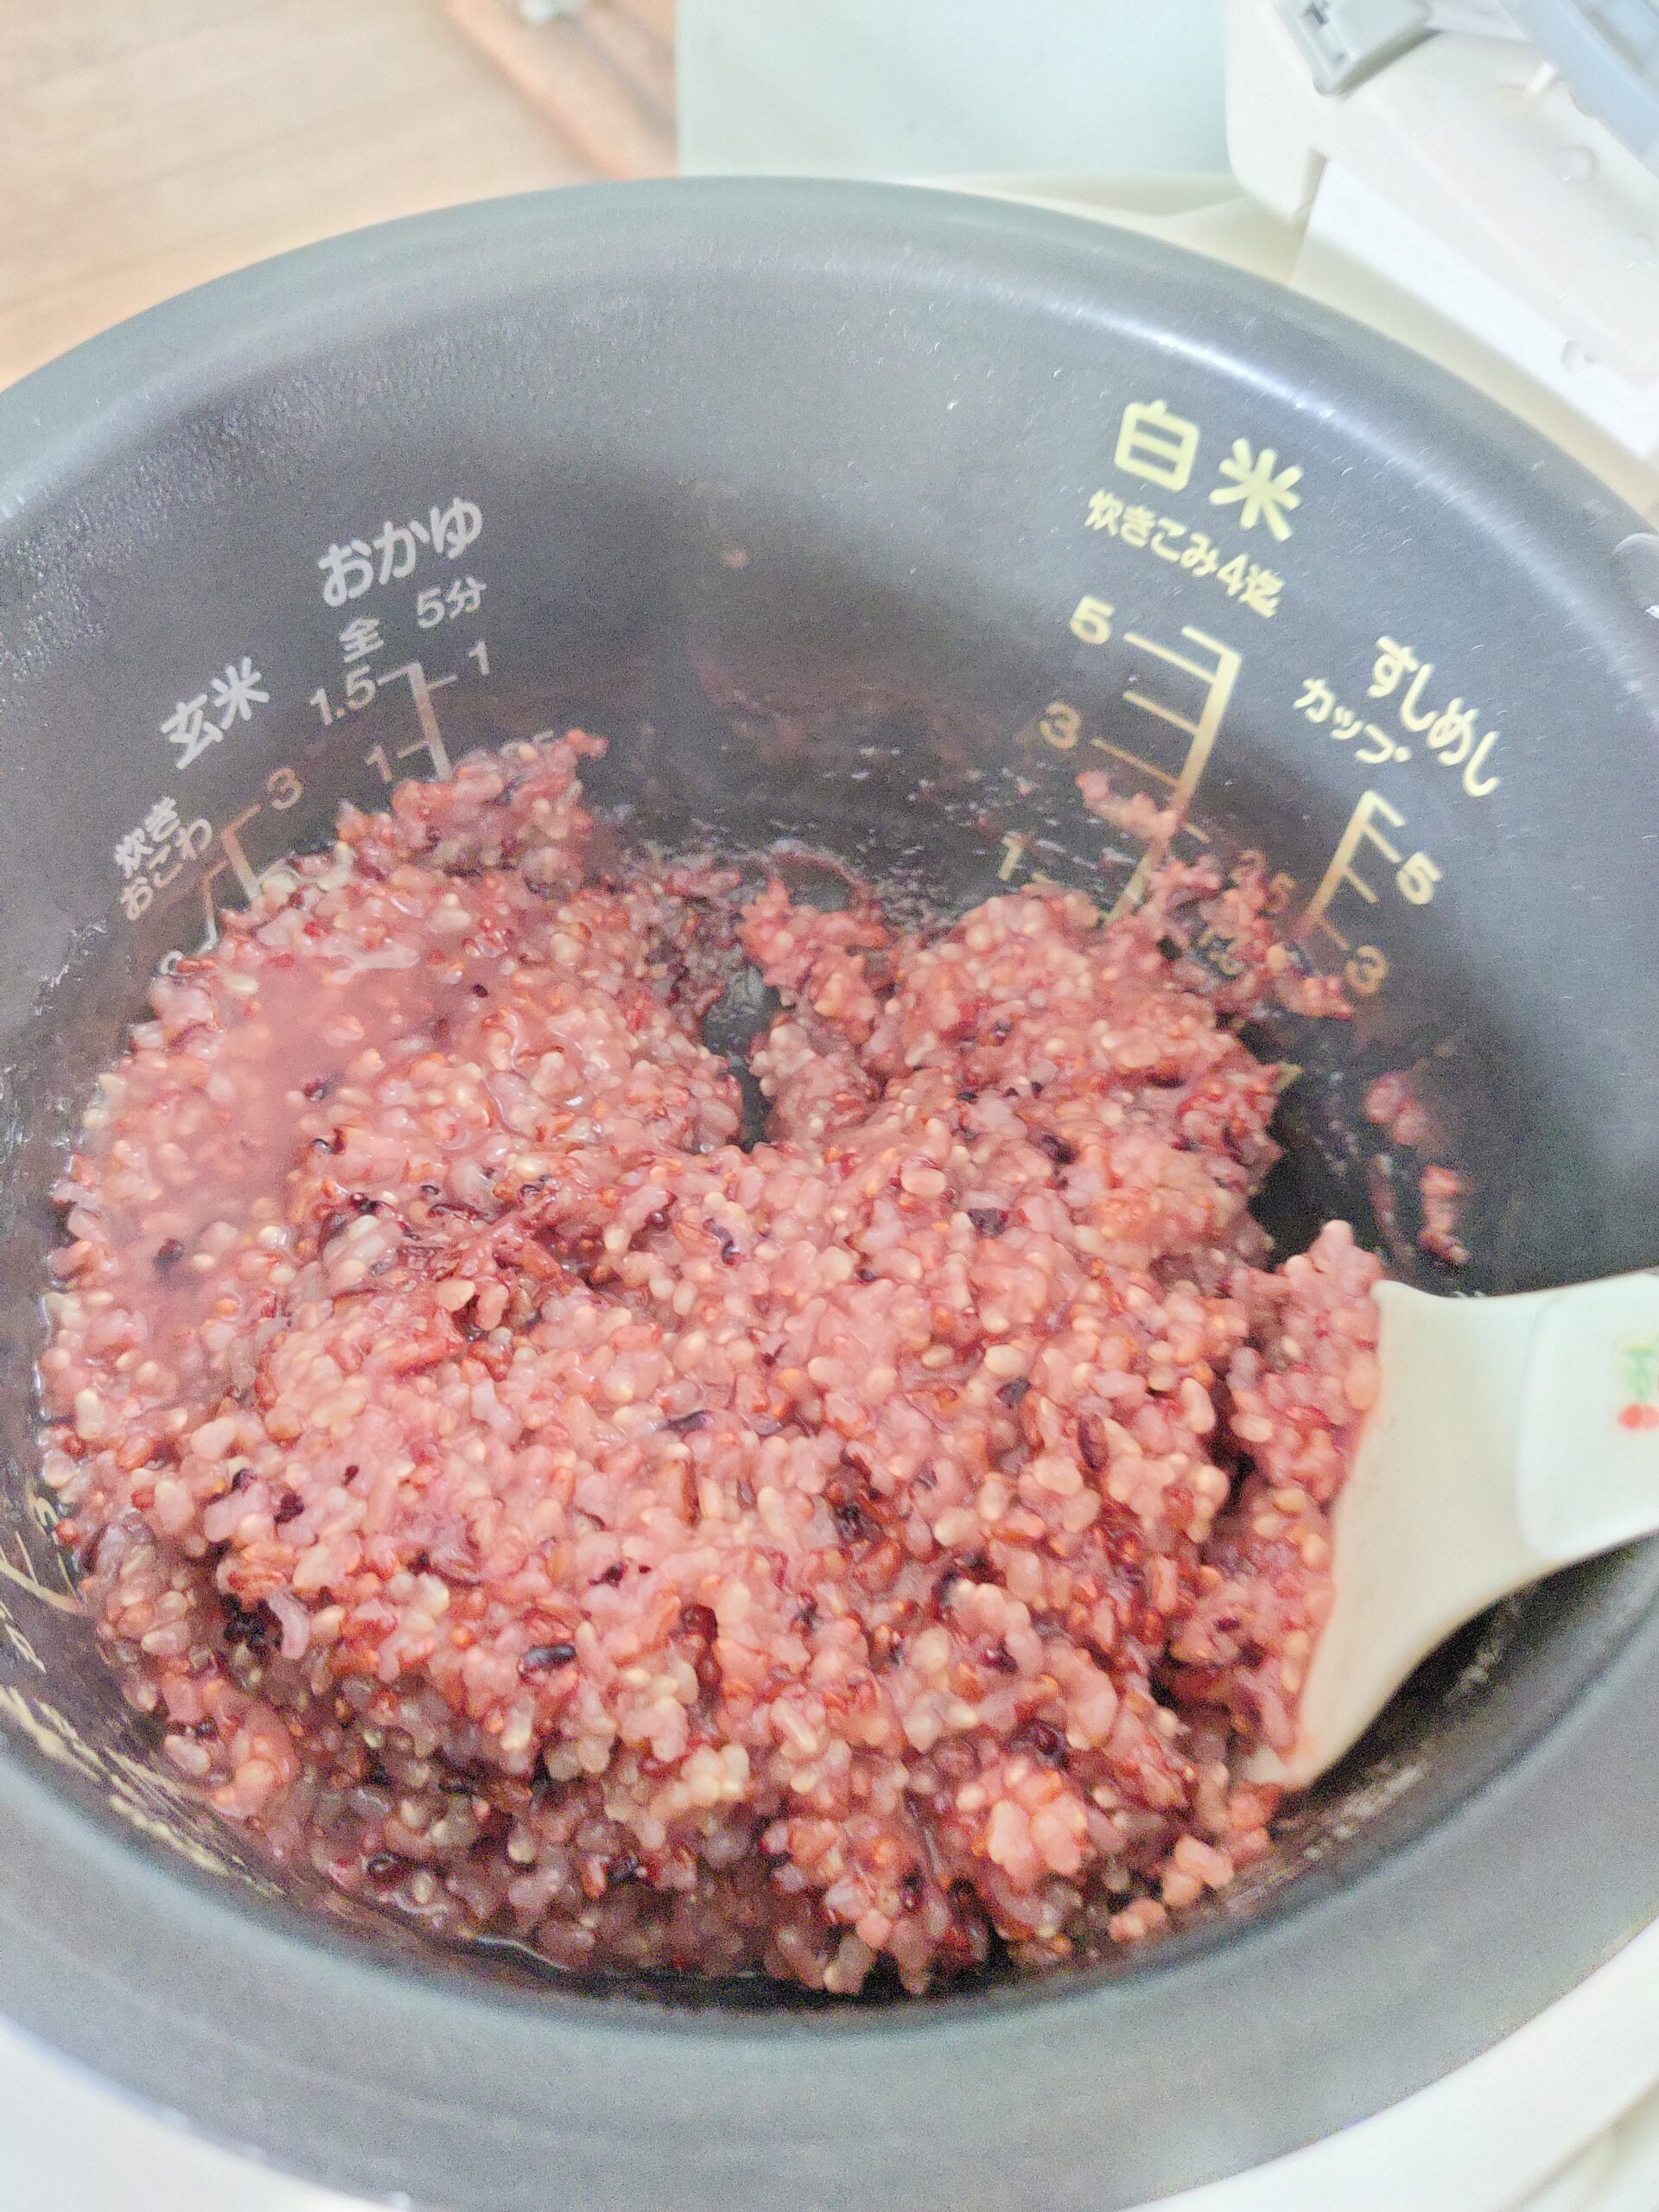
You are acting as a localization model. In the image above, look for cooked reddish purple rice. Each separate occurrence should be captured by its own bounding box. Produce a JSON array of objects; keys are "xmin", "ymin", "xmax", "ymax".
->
[{"xmin": 39, "ymin": 734, "xmax": 1381, "ymax": 1993}]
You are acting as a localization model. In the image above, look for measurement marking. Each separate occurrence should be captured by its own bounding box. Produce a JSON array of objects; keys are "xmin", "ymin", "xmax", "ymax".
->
[
  {"xmin": 1090, "ymin": 737, "xmax": 1174, "ymax": 785},
  {"xmin": 1088, "ymin": 738, "xmax": 1213, "ymax": 842},
  {"xmin": 1109, "ymin": 626, "xmax": 1240, "ymax": 914},
  {"xmin": 379, "ymin": 660, "xmax": 457, "ymax": 780},
  {"xmin": 309, "ymin": 653, "xmax": 380, "ymax": 725},
  {"xmin": 214, "ymin": 805, "xmax": 264, "ymax": 902},
  {"xmin": 0, "ymin": 1549, "xmax": 79, "ymax": 1616},
  {"xmin": 1021, "ymin": 702, "xmax": 1083, "ymax": 753},
  {"xmin": 1299, "ymin": 788, "xmax": 1401, "ymax": 939}
]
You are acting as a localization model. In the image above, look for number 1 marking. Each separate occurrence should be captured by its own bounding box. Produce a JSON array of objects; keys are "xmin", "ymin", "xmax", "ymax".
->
[{"xmin": 377, "ymin": 659, "xmax": 457, "ymax": 780}]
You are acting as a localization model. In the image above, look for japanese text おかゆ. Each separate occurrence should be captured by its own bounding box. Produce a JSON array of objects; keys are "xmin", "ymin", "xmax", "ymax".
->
[{"xmin": 317, "ymin": 497, "xmax": 483, "ymax": 606}]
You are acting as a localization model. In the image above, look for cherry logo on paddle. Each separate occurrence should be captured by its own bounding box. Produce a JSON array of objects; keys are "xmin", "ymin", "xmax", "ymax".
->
[{"xmin": 1618, "ymin": 1339, "xmax": 1659, "ymax": 1432}]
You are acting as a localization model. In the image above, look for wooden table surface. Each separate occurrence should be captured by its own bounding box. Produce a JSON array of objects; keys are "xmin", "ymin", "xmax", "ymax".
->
[{"xmin": 0, "ymin": 0, "xmax": 620, "ymax": 391}]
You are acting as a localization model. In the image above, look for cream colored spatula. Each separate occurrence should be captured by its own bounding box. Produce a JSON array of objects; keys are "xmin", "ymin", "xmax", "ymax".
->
[{"xmin": 1256, "ymin": 1270, "xmax": 1659, "ymax": 1789}]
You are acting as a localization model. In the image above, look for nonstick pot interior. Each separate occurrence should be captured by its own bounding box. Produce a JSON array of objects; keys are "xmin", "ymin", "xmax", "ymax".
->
[{"xmin": 1, "ymin": 182, "xmax": 1657, "ymax": 2212}]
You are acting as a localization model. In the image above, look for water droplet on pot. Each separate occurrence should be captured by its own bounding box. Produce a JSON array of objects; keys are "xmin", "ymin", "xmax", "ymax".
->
[
  {"xmin": 1611, "ymin": 535, "xmax": 1659, "ymax": 620},
  {"xmin": 1559, "ymin": 146, "xmax": 1596, "ymax": 185}
]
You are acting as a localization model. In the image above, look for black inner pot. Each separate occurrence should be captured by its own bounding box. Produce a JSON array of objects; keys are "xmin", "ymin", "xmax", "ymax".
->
[{"xmin": 1, "ymin": 182, "xmax": 1656, "ymax": 2212}]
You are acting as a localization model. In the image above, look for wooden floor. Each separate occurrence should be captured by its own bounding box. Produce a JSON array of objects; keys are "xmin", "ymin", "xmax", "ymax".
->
[{"xmin": 0, "ymin": 0, "xmax": 667, "ymax": 391}]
